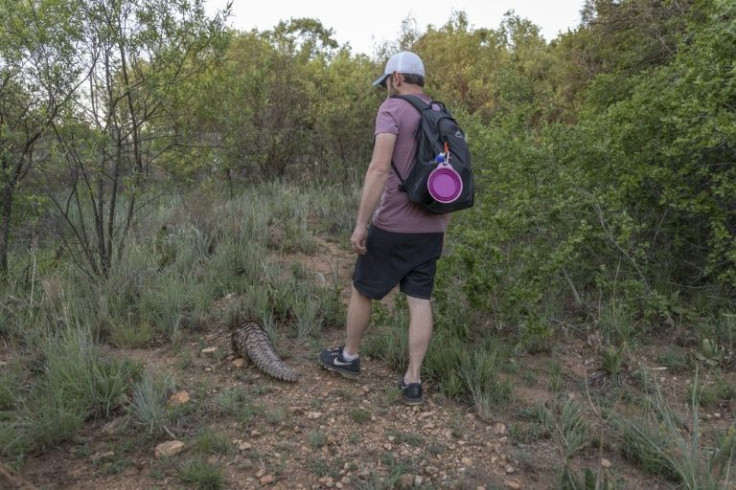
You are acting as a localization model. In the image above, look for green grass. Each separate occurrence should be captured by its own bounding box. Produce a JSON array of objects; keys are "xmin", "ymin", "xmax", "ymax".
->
[
  {"xmin": 386, "ymin": 429, "xmax": 423, "ymax": 447},
  {"xmin": 179, "ymin": 458, "xmax": 227, "ymax": 490},
  {"xmin": 618, "ymin": 371, "xmax": 735, "ymax": 489},
  {"xmin": 2, "ymin": 181, "xmax": 735, "ymax": 489},
  {"xmin": 193, "ymin": 428, "xmax": 231, "ymax": 455},
  {"xmin": 348, "ymin": 408, "xmax": 371, "ymax": 423},
  {"xmin": 308, "ymin": 430, "xmax": 328, "ymax": 449},
  {"xmin": 656, "ymin": 347, "xmax": 693, "ymax": 374},
  {"xmin": 459, "ymin": 342, "xmax": 514, "ymax": 420},
  {"xmin": 130, "ymin": 372, "xmax": 177, "ymax": 436},
  {"xmin": 212, "ymin": 387, "xmax": 249, "ymax": 416},
  {"xmin": 264, "ymin": 405, "xmax": 287, "ymax": 425},
  {"xmin": 309, "ymin": 458, "xmax": 339, "ymax": 478},
  {"xmin": 5, "ymin": 324, "xmax": 142, "ymax": 454}
]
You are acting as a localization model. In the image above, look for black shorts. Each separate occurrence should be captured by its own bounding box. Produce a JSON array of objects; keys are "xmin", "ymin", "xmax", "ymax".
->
[{"xmin": 353, "ymin": 226, "xmax": 444, "ymax": 300}]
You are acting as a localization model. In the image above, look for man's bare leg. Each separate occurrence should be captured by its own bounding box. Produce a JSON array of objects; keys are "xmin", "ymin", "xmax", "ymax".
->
[
  {"xmin": 404, "ymin": 296, "xmax": 433, "ymax": 383},
  {"xmin": 343, "ymin": 285, "xmax": 372, "ymax": 357}
]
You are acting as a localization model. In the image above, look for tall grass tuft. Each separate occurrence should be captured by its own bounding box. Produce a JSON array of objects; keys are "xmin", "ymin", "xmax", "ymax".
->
[
  {"xmin": 179, "ymin": 457, "xmax": 227, "ymax": 490},
  {"xmin": 8, "ymin": 323, "xmax": 141, "ymax": 453},
  {"xmin": 422, "ymin": 328, "xmax": 465, "ymax": 399},
  {"xmin": 459, "ymin": 342, "xmax": 513, "ymax": 420},
  {"xmin": 618, "ymin": 370, "xmax": 735, "ymax": 489},
  {"xmin": 130, "ymin": 371, "xmax": 177, "ymax": 436},
  {"xmin": 43, "ymin": 323, "xmax": 141, "ymax": 414}
]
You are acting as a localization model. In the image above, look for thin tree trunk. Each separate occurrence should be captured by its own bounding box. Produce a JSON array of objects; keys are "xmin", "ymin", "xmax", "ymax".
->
[
  {"xmin": 0, "ymin": 157, "xmax": 24, "ymax": 276},
  {"xmin": 0, "ymin": 179, "xmax": 14, "ymax": 275}
]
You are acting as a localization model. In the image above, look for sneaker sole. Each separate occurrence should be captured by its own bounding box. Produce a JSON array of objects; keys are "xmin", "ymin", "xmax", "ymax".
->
[
  {"xmin": 402, "ymin": 397, "xmax": 423, "ymax": 406},
  {"xmin": 318, "ymin": 358, "xmax": 360, "ymax": 379}
]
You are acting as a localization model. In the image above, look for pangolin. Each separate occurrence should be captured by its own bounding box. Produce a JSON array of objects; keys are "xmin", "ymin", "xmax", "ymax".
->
[{"xmin": 230, "ymin": 320, "xmax": 298, "ymax": 382}]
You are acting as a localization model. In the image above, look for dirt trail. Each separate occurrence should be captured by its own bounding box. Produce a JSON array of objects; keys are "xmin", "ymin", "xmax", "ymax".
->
[{"xmin": 21, "ymin": 328, "xmax": 533, "ymax": 489}]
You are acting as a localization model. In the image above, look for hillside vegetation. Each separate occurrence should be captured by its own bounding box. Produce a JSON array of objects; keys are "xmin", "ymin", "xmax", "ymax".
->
[{"xmin": 1, "ymin": 0, "xmax": 734, "ymax": 488}]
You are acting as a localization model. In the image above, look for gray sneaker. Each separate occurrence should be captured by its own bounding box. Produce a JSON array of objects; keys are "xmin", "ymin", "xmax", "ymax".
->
[
  {"xmin": 399, "ymin": 379, "xmax": 423, "ymax": 405},
  {"xmin": 318, "ymin": 346, "xmax": 361, "ymax": 378}
]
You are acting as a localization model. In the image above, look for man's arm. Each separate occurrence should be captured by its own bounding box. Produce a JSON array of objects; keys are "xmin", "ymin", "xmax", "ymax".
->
[{"xmin": 350, "ymin": 132, "xmax": 397, "ymax": 254}]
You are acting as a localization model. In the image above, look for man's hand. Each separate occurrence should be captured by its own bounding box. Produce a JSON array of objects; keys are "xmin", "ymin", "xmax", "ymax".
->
[{"xmin": 350, "ymin": 225, "xmax": 368, "ymax": 255}]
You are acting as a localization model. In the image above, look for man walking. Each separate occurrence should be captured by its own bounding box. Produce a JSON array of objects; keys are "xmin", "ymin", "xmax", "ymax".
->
[{"xmin": 319, "ymin": 52, "xmax": 450, "ymax": 405}]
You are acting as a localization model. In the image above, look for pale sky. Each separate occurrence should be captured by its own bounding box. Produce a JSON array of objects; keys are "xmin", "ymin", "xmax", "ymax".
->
[{"xmin": 205, "ymin": 0, "xmax": 586, "ymax": 55}]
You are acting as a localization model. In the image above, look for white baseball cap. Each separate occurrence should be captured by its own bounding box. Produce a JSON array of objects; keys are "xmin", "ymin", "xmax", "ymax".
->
[{"xmin": 372, "ymin": 51, "xmax": 426, "ymax": 87}]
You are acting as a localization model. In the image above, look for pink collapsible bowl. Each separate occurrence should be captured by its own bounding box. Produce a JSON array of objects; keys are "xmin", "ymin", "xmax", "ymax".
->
[{"xmin": 427, "ymin": 166, "xmax": 463, "ymax": 203}]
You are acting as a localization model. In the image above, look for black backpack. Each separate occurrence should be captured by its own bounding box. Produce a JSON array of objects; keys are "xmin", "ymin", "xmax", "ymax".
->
[{"xmin": 390, "ymin": 95, "xmax": 474, "ymax": 214}]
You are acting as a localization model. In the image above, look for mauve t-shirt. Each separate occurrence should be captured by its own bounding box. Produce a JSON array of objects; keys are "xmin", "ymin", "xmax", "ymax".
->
[{"xmin": 372, "ymin": 96, "xmax": 449, "ymax": 233}]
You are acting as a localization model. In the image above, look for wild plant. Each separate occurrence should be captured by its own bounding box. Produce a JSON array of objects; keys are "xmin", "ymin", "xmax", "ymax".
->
[{"xmin": 617, "ymin": 370, "xmax": 735, "ymax": 489}]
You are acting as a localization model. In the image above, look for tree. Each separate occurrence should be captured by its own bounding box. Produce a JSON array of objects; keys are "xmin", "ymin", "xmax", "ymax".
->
[
  {"xmin": 46, "ymin": 0, "xmax": 227, "ymax": 277},
  {"xmin": 0, "ymin": 0, "xmax": 84, "ymax": 276}
]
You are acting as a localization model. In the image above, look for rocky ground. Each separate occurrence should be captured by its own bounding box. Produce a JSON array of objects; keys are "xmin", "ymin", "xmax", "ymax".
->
[
  {"xmin": 20, "ymin": 327, "xmax": 538, "ymax": 489},
  {"xmin": 17, "ymin": 324, "xmax": 692, "ymax": 490},
  {"xmin": 8, "ymin": 238, "xmax": 733, "ymax": 489}
]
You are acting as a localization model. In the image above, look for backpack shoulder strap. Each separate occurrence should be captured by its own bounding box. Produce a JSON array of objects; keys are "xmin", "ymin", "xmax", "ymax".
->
[
  {"xmin": 391, "ymin": 160, "xmax": 406, "ymax": 189},
  {"xmin": 391, "ymin": 94, "xmax": 432, "ymax": 113},
  {"xmin": 387, "ymin": 95, "xmax": 437, "ymax": 190}
]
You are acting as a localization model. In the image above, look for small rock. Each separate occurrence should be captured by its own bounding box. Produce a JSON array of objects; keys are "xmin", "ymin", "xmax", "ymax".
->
[
  {"xmin": 155, "ymin": 440, "xmax": 185, "ymax": 457},
  {"xmin": 238, "ymin": 442, "xmax": 252, "ymax": 451},
  {"xmin": 601, "ymin": 458, "xmax": 612, "ymax": 468},
  {"xmin": 91, "ymin": 450, "xmax": 114, "ymax": 462},
  {"xmin": 505, "ymin": 465, "xmax": 515, "ymax": 474},
  {"xmin": 414, "ymin": 475, "xmax": 424, "ymax": 486},
  {"xmin": 259, "ymin": 474, "xmax": 274, "ymax": 485},
  {"xmin": 714, "ymin": 412, "xmax": 722, "ymax": 419},
  {"xmin": 201, "ymin": 346, "xmax": 218, "ymax": 355},
  {"xmin": 307, "ymin": 411, "xmax": 322, "ymax": 419},
  {"xmin": 461, "ymin": 457, "xmax": 473, "ymax": 466},
  {"xmin": 493, "ymin": 423, "xmax": 507, "ymax": 435},
  {"xmin": 505, "ymin": 480, "xmax": 521, "ymax": 489},
  {"xmin": 318, "ymin": 476, "xmax": 334, "ymax": 487},
  {"xmin": 399, "ymin": 474, "xmax": 414, "ymax": 488},
  {"xmin": 232, "ymin": 358, "xmax": 245, "ymax": 368},
  {"xmin": 169, "ymin": 390, "xmax": 190, "ymax": 405}
]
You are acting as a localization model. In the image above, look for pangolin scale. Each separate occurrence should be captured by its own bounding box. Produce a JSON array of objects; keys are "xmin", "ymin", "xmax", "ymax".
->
[{"xmin": 230, "ymin": 320, "xmax": 298, "ymax": 382}]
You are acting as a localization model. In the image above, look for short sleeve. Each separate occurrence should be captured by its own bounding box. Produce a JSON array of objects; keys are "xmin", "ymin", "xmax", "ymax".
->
[{"xmin": 374, "ymin": 99, "xmax": 399, "ymax": 136}]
